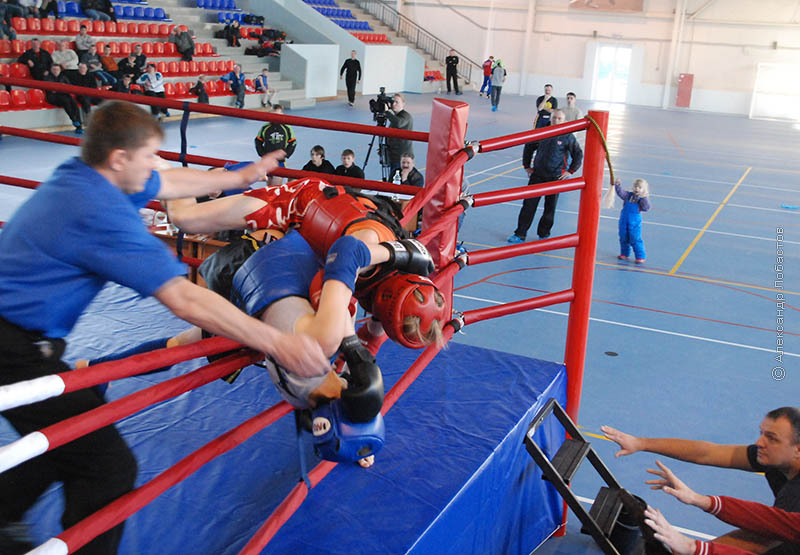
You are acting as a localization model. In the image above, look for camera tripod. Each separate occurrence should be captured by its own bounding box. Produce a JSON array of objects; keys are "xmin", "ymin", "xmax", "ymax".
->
[{"xmin": 363, "ymin": 122, "xmax": 392, "ymax": 182}]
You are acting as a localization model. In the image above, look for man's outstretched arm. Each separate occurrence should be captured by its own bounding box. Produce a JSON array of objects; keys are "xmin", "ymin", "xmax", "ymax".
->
[{"xmin": 600, "ymin": 426, "xmax": 752, "ymax": 470}]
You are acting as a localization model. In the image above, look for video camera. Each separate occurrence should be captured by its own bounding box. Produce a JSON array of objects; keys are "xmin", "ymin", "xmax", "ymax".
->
[{"xmin": 368, "ymin": 86, "xmax": 393, "ymax": 126}]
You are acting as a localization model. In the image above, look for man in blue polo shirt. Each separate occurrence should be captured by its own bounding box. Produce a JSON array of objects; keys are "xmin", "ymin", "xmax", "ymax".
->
[{"xmin": 0, "ymin": 101, "xmax": 328, "ymax": 555}]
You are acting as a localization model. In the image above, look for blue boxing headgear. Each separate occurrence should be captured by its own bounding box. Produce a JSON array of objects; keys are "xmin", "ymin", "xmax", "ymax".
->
[{"xmin": 312, "ymin": 400, "xmax": 385, "ymax": 462}]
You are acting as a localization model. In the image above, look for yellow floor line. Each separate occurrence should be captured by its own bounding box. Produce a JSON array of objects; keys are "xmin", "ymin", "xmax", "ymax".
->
[{"xmin": 669, "ymin": 167, "xmax": 752, "ymax": 275}]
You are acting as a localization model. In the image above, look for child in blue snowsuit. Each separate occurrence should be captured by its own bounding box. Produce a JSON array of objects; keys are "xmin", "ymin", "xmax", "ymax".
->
[{"xmin": 615, "ymin": 178, "xmax": 650, "ymax": 263}]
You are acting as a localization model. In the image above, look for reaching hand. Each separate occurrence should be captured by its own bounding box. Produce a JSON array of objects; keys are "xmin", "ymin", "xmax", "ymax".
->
[
  {"xmin": 614, "ymin": 178, "xmax": 621, "ymax": 186},
  {"xmin": 558, "ymin": 172, "xmax": 572, "ymax": 180},
  {"xmin": 245, "ymin": 150, "xmax": 285, "ymax": 182},
  {"xmin": 646, "ymin": 460, "xmax": 709, "ymax": 509},
  {"xmin": 269, "ymin": 332, "xmax": 330, "ymax": 378},
  {"xmin": 643, "ymin": 507, "xmax": 696, "ymax": 555},
  {"xmin": 600, "ymin": 425, "xmax": 642, "ymax": 457}
]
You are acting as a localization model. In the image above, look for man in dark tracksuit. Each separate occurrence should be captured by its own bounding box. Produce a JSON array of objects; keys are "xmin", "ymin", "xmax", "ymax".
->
[
  {"xmin": 508, "ymin": 109, "xmax": 583, "ymax": 242},
  {"xmin": 445, "ymin": 49, "xmax": 461, "ymax": 95},
  {"xmin": 339, "ymin": 50, "xmax": 361, "ymax": 106}
]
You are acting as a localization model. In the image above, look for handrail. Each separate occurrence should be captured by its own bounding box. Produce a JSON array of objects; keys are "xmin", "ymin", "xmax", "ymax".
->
[{"xmin": 353, "ymin": 0, "xmax": 481, "ymax": 85}]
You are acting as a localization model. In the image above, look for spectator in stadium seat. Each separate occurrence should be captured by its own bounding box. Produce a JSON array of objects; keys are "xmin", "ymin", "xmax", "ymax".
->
[
  {"xmin": 253, "ymin": 67, "xmax": 275, "ymax": 107},
  {"xmin": 73, "ymin": 24, "xmax": 96, "ymax": 60},
  {"xmin": 110, "ymin": 72, "xmax": 134, "ymax": 95},
  {"xmin": 18, "ymin": 38, "xmax": 53, "ymax": 80},
  {"xmin": 80, "ymin": 44, "xmax": 117, "ymax": 86},
  {"xmin": 43, "ymin": 63, "xmax": 84, "ymax": 133},
  {"xmin": 0, "ymin": 0, "xmax": 25, "ymax": 22},
  {"xmin": 100, "ymin": 44, "xmax": 121, "ymax": 79},
  {"xmin": 399, "ymin": 152, "xmax": 423, "ymax": 188},
  {"xmin": 70, "ymin": 62, "xmax": 103, "ymax": 117},
  {"xmin": 18, "ymin": 0, "xmax": 43, "ymax": 18},
  {"xmin": 0, "ymin": 3, "xmax": 17, "ymax": 40},
  {"xmin": 137, "ymin": 62, "xmax": 169, "ymax": 119},
  {"xmin": 38, "ymin": 0, "xmax": 59, "ymax": 18},
  {"xmin": 168, "ymin": 25, "xmax": 195, "ymax": 62},
  {"xmin": 132, "ymin": 43, "xmax": 146, "ymax": 74},
  {"xmin": 224, "ymin": 19, "xmax": 241, "ymax": 47},
  {"xmin": 220, "ymin": 63, "xmax": 252, "ymax": 109},
  {"xmin": 189, "ymin": 74, "xmax": 209, "ymax": 104},
  {"xmin": 81, "ymin": 0, "xmax": 111, "ymax": 21},
  {"xmin": 52, "ymin": 40, "xmax": 79, "ymax": 79},
  {"xmin": 117, "ymin": 52, "xmax": 141, "ymax": 81}
]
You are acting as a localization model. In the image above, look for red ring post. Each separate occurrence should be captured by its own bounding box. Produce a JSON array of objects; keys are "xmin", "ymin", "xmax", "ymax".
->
[{"xmin": 563, "ymin": 110, "xmax": 607, "ymax": 426}]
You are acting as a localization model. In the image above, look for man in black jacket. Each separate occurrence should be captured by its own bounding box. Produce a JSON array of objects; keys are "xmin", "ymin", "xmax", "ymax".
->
[
  {"xmin": 339, "ymin": 50, "xmax": 361, "ymax": 106},
  {"xmin": 17, "ymin": 38, "xmax": 53, "ymax": 80},
  {"xmin": 445, "ymin": 49, "xmax": 461, "ymax": 95},
  {"xmin": 508, "ymin": 110, "xmax": 583, "ymax": 243}
]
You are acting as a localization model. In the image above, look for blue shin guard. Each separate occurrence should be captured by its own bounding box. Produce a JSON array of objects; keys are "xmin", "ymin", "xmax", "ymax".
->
[{"xmin": 323, "ymin": 235, "xmax": 371, "ymax": 292}]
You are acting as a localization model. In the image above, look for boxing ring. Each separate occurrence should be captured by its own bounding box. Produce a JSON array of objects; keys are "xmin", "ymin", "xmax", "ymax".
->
[{"xmin": 0, "ymin": 76, "xmax": 609, "ymax": 554}]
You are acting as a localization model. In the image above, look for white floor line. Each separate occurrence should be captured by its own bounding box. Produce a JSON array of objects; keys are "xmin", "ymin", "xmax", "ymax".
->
[
  {"xmin": 496, "ymin": 203, "xmax": 800, "ymax": 245},
  {"xmin": 464, "ymin": 158, "xmax": 521, "ymax": 179},
  {"xmin": 452, "ymin": 293, "xmax": 800, "ymax": 358},
  {"xmin": 574, "ymin": 495, "xmax": 716, "ymax": 541},
  {"xmin": 614, "ymin": 169, "xmax": 800, "ymax": 193}
]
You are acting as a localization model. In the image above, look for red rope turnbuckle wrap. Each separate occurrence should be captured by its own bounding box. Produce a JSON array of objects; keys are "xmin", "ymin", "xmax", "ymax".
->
[{"xmin": 0, "ymin": 82, "xmax": 610, "ymax": 551}]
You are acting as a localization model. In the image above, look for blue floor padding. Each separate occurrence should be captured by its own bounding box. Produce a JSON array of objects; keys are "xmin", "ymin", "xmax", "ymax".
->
[{"xmin": 0, "ymin": 284, "xmax": 567, "ymax": 554}]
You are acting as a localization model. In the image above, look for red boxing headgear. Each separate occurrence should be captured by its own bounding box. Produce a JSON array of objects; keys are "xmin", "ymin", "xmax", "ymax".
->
[{"xmin": 369, "ymin": 273, "xmax": 448, "ymax": 349}]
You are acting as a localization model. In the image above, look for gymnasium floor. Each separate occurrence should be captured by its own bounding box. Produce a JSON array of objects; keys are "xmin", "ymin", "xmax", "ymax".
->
[{"xmin": 1, "ymin": 89, "xmax": 798, "ymax": 552}]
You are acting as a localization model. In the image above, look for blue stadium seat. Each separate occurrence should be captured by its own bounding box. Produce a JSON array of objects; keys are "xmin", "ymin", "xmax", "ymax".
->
[
  {"xmin": 153, "ymin": 7, "xmax": 165, "ymax": 19},
  {"xmin": 208, "ymin": 0, "xmax": 219, "ymax": 9},
  {"xmin": 57, "ymin": 1, "xmax": 65, "ymax": 14},
  {"xmin": 65, "ymin": 1, "xmax": 79, "ymax": 15},
  {"xmin": 234, "ymin": 12, "xmax": 242, "ymax": 21},
  {"xmin": 143, "ymin": 6, "xmax": 154, "ymax": 18},
  {"xmin": 133, "ymin": 6, "xmax": 144, "ymax": 17},
  {"xmin": 217, "ymin": 11, "xmax": 226, "ymax": 22},
  {"xmin": 224, "ymin": 0, "xmax": 235, "ymax": 10},
  {"xmin": 196, "ymin": 0, "xmax": 205, "ymax": 7},
  {"xmin": 120, "ymin": 5, "xmax": 132, "ymax": 16}
]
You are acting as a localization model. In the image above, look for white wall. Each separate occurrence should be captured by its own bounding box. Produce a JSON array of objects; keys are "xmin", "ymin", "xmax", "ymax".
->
[
  {"xmin": 251, "ymin": 0, "xmax": 424, "ymax": 96},
  {"xmin": 397, "ymin": 0, "xmax": 800, "ymax": 116},
  {"xmin": 281, "ymin": 44, "xmax": 340, "ymax": 98}
]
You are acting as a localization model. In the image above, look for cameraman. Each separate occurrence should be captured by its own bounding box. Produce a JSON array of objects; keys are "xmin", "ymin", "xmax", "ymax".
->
[{"xmin": 385, "ymin": 93, "xmax": 413, "ymax": 179}]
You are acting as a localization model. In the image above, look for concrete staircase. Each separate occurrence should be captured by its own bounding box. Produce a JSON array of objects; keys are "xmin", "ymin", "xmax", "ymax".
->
[
  {"xmin": 334, "ymin": 0, "xmax": 469, "ymax": 93},
  {"xmin": 148, "ymin": 0, "xmax": 316, "ymax": 109}
]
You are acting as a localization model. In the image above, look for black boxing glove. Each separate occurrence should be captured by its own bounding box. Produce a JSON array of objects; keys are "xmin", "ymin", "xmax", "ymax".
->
[
  {"xmin": 380, "ymin": 239, "xmax": 435, "ymax": 276},
  {"xmin": 339, "ymin": 335, "xmax": 384, "ymax": 423}
]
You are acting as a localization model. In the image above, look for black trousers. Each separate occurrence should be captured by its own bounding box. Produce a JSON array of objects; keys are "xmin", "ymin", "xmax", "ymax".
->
[
  {"xmin": 143, "ymin": 90, "xmax": 168, "ymax": 115},
  {"xmin": 513, "ymin": 173, "xmax": 560, "ymax": 239},
  {"xmin": 179, "ymin": 45, "xmax": 194, "ymax": 61},
  {"xmin": 0, "ymin": 317, "xmax": 137, "ymax": 555},
  {"xmin": 46, "ymin": 92, "xmax": 81, "ymax": 123},
  {"xmin": 345, "ymin": 75, "xmax": 356, "ymax": 103},
  {"xmin": 446, "ymin": 68, "xmax": 459, "ymax": 93}
]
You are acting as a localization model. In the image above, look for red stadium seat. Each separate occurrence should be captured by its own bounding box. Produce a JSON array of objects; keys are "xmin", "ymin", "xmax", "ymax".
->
[
  {"xmin": 178, "ymin": 25, "xmax": 188, "ymax": 32},
  {"xmin": 244, "ymin": 78, "xmax": 254, "ymax": 90},
  {"xmin": 164, "ymin": 42, "xmax": 176, "ymax": 55},
  {"xmin": 127, "ymin": 23, "xmax": 141, "ymax": 36},
  {"xmin": 240, "ymin": 27, "xmax": 248, "ymax": 38},
  {"xmin": 26, "ymin": 88, "xmax": 45, "ymax": 107},
  {"xmin": 148, "ymin": 23, "xmax": 160, "ymax": 37},
  {"xmin": 142, "ymin": 42, "xmax": 153, "ymax": 55},
  {"xmin": 178, "ymin": 60, "xmax": 190, "ymax": 75},
  {"xmin": 41, "ymin": 18, "xmax": 55, "ymax": 33},
  {"xmin": 216, "ymin": 80, "xmax": 228, "ymax": 95},
  {"xmin": 129, "ymin": 83, "xmax": 143, "ymax": 93},
  {"xmin": 117, "ymin": 22, "xmax": 128, "ymax": 36},
  {"xmin": 11, "ymin": 17, "xmax": 26, "ymax": 33},
  {"xmin": 203, "ymin": 80, "xmax": 216, "ymax": 94},
  {"xmin": 198, "ymin": 61, "xmax": 208, "ymax": 74},
  {"xmin": 188, "ymin": 61, "xmax": 199, "ymax": 75},
  {"xmin": 167, "ymin": 61, "xmax": 178, "ymax": 75},
  {"xmin": 153, "ymin": 42, "xmax": 164, "ymax": 55},
  {"xmin": 174, "ymin": 81, "xmax": 188, "ymax": 96},
  {"xmin": 10, "ymin": 89, "xmax": 27, "ymax": 108},
  {"xmin": 10, "ymin": 62, "xmax": 30, "ymax": 79},
  {"xmin": 119, "ymin": 42, "xmax": 131, "ymax": 55},
  {"xmin": 11, "ymin": 40, "xmax": 25, "ymax": 56},
  {"xmin": 0, "ymin": 40, "xmax": 10, "ymax": 56},
  {"xmin": 158, "ymin": 24, "xmax": 170, "ymax": 37},
  {"xmin": 156, "ymin": 61, "xmax": 168, "ymax": 74},
  {"xmin": 40, "ymin": 40, "xmax": 56, "ymax": 54},
  {"xmin": 225, "ymin": 60, "xmax": 235, "ymax": 72},
  {"xmin": 109, "ymin": 42, "xmax": 120, "ymax": 55},
  {"xmin": 207, "ymin": 60, "xmax": 218, "ymax": 73},
  {"xmin": 93, "ymin": 21, "xmax": 105, "ymax": 35},
  {"xmin": 0, "ymin": 90, "xmax": 10, "ymax": 110},
  {"xmin": 95, "ymin": 41, "xmax": 105, "ymax": 53},
  {"xmin": 106, "ymin": 21, "xmax": 117, "ymax": 35},
  {"xmin": 54, "ymin": 19, "xmax": 68, "ymax": 34},
  {"xmin": 0, "ymin": 63, "xmax": 9, "ymax": 77},
  {"xmin": 26, "ymin": 18, "xmax": 40, "ymax": 33},
  {"xmin": 164, "ymin": 82, "xmax": 176, "ymax": 96},
  {"xmin": 67, "ymin": 20, "xmax": 80, "ymax": 33}
]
